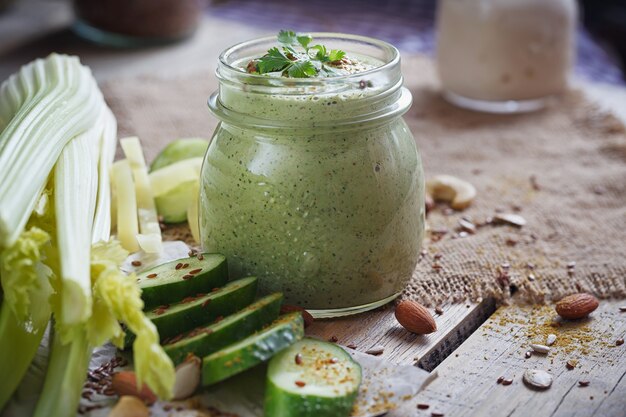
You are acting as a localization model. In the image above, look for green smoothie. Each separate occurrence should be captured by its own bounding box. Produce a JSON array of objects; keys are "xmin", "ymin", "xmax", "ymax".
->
[{"xmin": 201, "ymin": 32, "xmax": 424, "ymax": 313}]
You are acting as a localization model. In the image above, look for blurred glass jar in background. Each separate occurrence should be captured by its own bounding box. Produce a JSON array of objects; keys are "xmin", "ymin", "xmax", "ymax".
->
[
  {"xmin": 436, "ymin": 0, "xmax": 578, "ymax": 113},
  {"xmin": 73, "ymin": 0, "xmax": 205, "ymax": 47}
]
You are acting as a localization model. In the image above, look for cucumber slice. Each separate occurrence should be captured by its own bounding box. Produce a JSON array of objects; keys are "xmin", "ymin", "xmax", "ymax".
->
[
  {"xmin": 137, "ymin": 253, "xmax": 228, "ymax": 309},
  {"xmin": 202, "ymin": 312, "xmax": 304, "ymax": 386},
  {"xmin": 149, "ymin": 138, "xmax": 209, "ymax": 172},
  {"xmin": 149, "ymin": 157, "xmax": 202, "ymax": 224},
  {"xmin": 125, "ymin": 276, "xmax": 257, "ymax": 348},
  {"xmin": 154, "ymin": 179, "xmax": 197, "ymax": 223},
  {"xmin": 164, "ymin": 293, "xmax": 283, "ymax": 365},
  {"xmin": 264, "ymin": 338, "xmax": 362, "ymax": 417}
]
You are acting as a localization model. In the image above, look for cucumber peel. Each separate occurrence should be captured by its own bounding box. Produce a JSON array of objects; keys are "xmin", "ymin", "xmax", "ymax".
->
[
  {"xmin": 202, "ymin": 311, "xmax": 304, "ymax": 386},
  {"xmin": 149, "ymin": 138, "xmax": 209, "ymax": 172},
  {"xmin": 137, "ymin": 253, "xmax": 228, "ymax": 309},
  {"xmin": 264, "ymin": 338, "xmax": 362, "ymax": 417},
  {"xmin": 125, "ymin": 276, "xmax": 257, "ymax": 348},
  {"xmin": 164, "ymin": 292, "xmax": 283, "ymax": 365}
]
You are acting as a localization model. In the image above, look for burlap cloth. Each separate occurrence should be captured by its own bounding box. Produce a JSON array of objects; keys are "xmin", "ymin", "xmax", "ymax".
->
[{"xmin": 102, "ymin": 55, "xmax": 626, "ymax": 307}]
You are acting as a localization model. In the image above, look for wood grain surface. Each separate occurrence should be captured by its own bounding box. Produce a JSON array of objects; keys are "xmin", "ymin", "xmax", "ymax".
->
[
  {"xmin": 307, "ymin": 299, "xmax": 496, "ymax": 371},
  {"xmin": 390, "ymin": 299, "xmax": 626, "ymax": 417}
]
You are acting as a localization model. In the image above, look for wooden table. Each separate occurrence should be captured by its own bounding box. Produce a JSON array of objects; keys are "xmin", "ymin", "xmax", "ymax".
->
[{"xmin": 2, "ymin": 2, "xmax": 625, "ymax": 416}]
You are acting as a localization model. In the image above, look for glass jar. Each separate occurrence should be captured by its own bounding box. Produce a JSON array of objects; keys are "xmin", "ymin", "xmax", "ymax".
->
[
  {"xmin": 201, "ymin": 34, "xmax": 424, "ymax": 317},
  {"xmin": 436, "ymin": 0, "xmax": 578, "ymax": 113},
  {"xmin": 73, "ymin": 0, "xmax": 204, "ymax": 47}
]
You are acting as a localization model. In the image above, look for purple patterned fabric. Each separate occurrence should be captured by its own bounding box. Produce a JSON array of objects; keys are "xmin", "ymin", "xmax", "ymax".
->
[{"xmin": 208, "ymin": 0, "xmax": 624, "ymax": 85}]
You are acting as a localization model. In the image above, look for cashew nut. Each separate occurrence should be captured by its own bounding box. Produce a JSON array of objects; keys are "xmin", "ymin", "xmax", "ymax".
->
[
  {"xmin": 109, "ymin": 396, "xmax": 149, "ymax": 417},
  {"xmin": 426, "ymin": 175, "xmax": 476, "ymax": 210},
  {"xmin": 172, "ymin": 355, "xmax": 201, "ymax": 400}
]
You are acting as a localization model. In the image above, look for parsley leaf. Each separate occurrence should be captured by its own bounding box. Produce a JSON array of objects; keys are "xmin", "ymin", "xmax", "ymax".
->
[
  {"xmin": 328, "ymin": 49, "xmax": 346, "ymax": 62},
  {"xmin": 297, "ymin": 34, "xmax": 313, "ymax": 49},
  {"xmin": 287, "ymin": 60, "xmax": 317, "ymax": 78},
  {"xmin": 277, "ymin": 30, "xmax": 297, "ymax": 46},
  {"xmin": 308, "ymin": 45, "xmax": 327, "ymax": 62},
  {"xmin": 249, "ymin": 30, "xmax": 348, "ymax": 78},
  {"xmin": 256, "ymin": 47, "xmax": 291, "ymax": 73}
]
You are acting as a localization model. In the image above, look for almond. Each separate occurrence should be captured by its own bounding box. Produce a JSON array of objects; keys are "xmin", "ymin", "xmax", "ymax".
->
[
  {"xmin": 280, "ymin": 304, "xmax": 314, "ymax": 328},
  {"xmin": 555, "ymin": 293, "xmax": 599, "ymax": 320},
  {"xmin": 109, "ymin": 396, "xmax": 149, "ymax": 417},
  {"xmin": 395, "ymin": 300, "xmax": 437, "ymax": 334},
  {"xmin": 111, "ymin": 371, "xmax": 157, "ymax": 404}
]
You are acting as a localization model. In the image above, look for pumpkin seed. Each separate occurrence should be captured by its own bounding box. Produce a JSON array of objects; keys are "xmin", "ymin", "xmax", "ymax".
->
[
  {"xmin": 530, "ymin": 343, "xmax": 550, "ymax": 354},
  {"xmin": 523, "ymin": 369, "xmax": 553, "ymax": 390},
  {"xmin": 493, "ymin": 213, "xmax": 527, "ymax": 227},
  {"xmin": 365, "ymin": 345, "xmax": 384, "ymax": 356}
]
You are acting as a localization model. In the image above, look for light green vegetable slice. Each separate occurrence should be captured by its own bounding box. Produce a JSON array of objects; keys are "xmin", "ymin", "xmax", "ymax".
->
[
  {"xmin": 149, "ymin": 157, "xmax": 202, "ymax": 224},
  {"xmin": 149, "ymin": 138, "xmax": 209, "ymax": 172},
  {"xmin": 149, "ymin": 157, "xmax": 203, "ymax": 195},
  {"xmin": 121, "ymin": 136, "xmax": 162, "ymax": 253},
  {"xmin": 264, "ymin": 338, "xmax": 362, "ymax": 417},
  {"xmin": 202, "ymin": 312, "xmax": 305, "ymax": 386},
  {"xmin": 111, "ymin": 160, "xmax": 139, "ymax": 252}
]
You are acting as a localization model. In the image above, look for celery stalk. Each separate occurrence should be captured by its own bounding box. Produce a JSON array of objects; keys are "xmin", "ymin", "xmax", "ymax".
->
[
  {"xmin": 54, "ymin": 121, "xmax": 102, "ymax": 328},
  {"xmin": 92, "ymin": 108, "xmax": 117, "ymax": 243},
  {"xmin": 32, "ymin": 327, "xmax": 91, "ymax": 417},
  {"xmin": 1, "ymin": 54, "xmax": 175, "ymax": 414},
  {"xmin": 0, "ymin": 259, "xmax": 52, "ymax": 411},
  {"xmin": 89, "ymin": 241, "xmax": 175, "ymax": 398},
  {"xmin": 0, "ymin": 54, "xmax": 104, "ymax": 248},
  {"xmin": 0, "ymin": 302, "xmax": 49, "ymax": 410}
]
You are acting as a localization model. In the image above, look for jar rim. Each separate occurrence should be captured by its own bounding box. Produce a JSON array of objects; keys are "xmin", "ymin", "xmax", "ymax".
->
[{"xmin": 218, "ymin": 32, "xmax": 400, "ymax": 88}]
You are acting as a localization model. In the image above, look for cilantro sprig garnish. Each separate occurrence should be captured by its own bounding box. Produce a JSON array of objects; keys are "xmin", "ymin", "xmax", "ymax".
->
[{"xmin": 247, "ymin": 30, "xmax": 348, "ymax": 78}]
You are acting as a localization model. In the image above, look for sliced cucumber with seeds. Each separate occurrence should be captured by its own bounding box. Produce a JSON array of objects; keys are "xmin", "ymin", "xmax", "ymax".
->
[
  {"xmin": 125, "ymin": 277, "xmax": 257, "ymax": 348},
  {"xmin": 138, "ymin": 253, "xmax": 228, "ymax": 310},
  {"xmin": 202, "ymin": 312, "xmax": 304, "ymax": 386},
  {"xmin": 264, "ymin": 338, "xmax": 362, "ymax": 417},
  {"xmin": 164, "ymin": 293, "xmax": 283, "ymax": 365}
]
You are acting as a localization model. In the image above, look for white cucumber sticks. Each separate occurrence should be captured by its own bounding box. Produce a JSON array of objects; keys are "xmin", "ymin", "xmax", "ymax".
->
[{"xmin": 120, "ymin": 136, "xmax": 163, "ymax": 253}]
